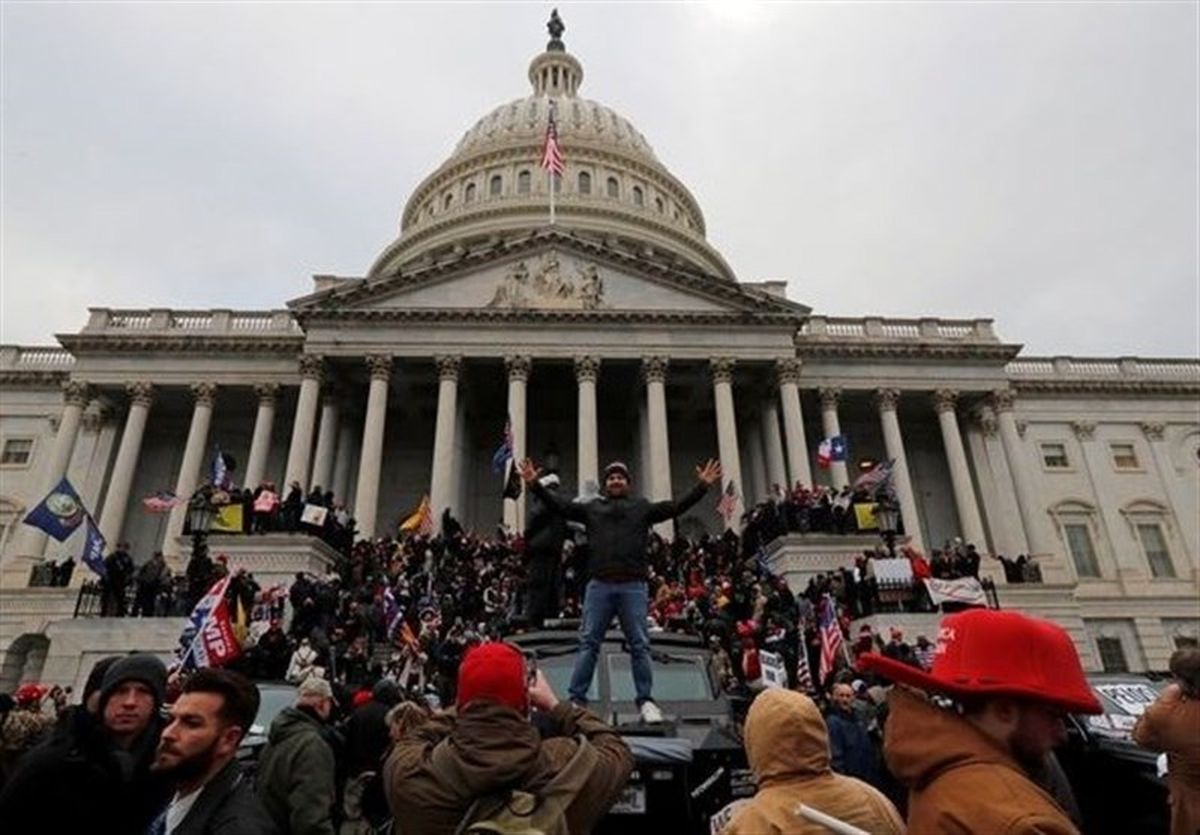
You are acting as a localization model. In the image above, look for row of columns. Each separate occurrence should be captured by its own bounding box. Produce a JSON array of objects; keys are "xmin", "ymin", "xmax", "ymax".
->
[{"xmin": 25, "ymin": 356, "xmax": 1004, "ymax": 562}]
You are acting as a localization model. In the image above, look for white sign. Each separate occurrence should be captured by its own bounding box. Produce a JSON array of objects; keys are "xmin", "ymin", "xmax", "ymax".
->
[
  {"xmin": 760, "ymin": 651, "xmax": 787, "ymax": 689},
  {"xmin": 873, "ymin": 558, "xmax": 913, "ymax": 587},
  {"xmin": 300, "ymin": 504, "xmax": 328, "ymax": 526},
  {"xmin": 1095, "ymin": 683, "xmax": 1160, "ymax": 716},
  {"xmin": 710, "ymin": 799, "xmax": 751, "ymax": 835},
  {"xmin": 924, "ymin": 577, "xmax": 988, "ymax": 607}
]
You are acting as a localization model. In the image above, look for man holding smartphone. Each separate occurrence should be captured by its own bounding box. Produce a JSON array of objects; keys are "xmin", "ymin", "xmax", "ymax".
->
[{"xmin": 518, "ymin": 456, "xmax": 721, "ymax": 723}]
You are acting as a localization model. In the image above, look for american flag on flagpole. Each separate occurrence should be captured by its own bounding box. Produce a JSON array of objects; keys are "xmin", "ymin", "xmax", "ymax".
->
[
  {"xmin": 795, "ymin": 621, "xmax": 815, "ymax": 693},
  {"xmin": 716, "ymin": 480, "xmax": 739, "ymax": 521},
  {"xmin": 540, "ymin": 110, "xmax": 565, "ymax": 176},
  {"xmin": 818, "ymin": 594, "xmax": 844, "ymax": 685}
]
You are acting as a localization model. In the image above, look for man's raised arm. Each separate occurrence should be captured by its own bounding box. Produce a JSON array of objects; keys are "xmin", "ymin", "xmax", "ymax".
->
[
  {"xmin": 647, "ymin": 458, "xmax": 722, "ymax": 523},
  {"xmin": 518, "ymin": 458, "xmax": 587, "ymax": 522}
]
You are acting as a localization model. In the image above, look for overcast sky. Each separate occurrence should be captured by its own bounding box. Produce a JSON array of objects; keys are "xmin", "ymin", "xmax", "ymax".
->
[{"xmin": 2, "ymin": 2, "xmax": 1196, "ymax": 357}]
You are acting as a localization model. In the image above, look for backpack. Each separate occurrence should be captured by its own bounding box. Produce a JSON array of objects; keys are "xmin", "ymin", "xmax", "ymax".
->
[{"xmin": 451, "ymin": 736, "xmax": 599, "ymax": 835}]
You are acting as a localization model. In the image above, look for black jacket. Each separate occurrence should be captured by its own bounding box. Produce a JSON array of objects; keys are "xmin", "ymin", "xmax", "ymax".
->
[
  {"xmin": 529, "ymin": 480, "xmax": 708, "ymax": 580},
  {"xmin": 172, "ymin": 759, "xmax": 278, "ymax": 835},
  {"xmin": 525, "ymin": 482, "xmax": 569, "ymax": 559},
  {"xmin": 0, "ymin": 706, "xmax": 170, "ymax": 835}
]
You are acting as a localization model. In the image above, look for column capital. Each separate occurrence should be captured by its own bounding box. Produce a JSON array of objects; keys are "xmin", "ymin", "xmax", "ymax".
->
[
  {"xmin": 775, "ymin": 357, "xmax": 802, "ymax": 385},
  {"xmin": 190, "ymin": 382, "xmax": 219, "ymax": 406},
  {"xmin": 505, "ymin": 354, "xmax": 531, "ymax": 382},
  {"xmin": 298, "ymin": 354, "xmax": 325, "ymax": 381},
  {"xmin": 709, "ymin": 357, "xmax": 736, "ymax": 385},
  {"xmin": 932, "ymin": 388, "xmax": 959, "ymax": 414},
  {"xmin": 62, "ymin": 380, "xmax": 91, "ymax": 408},
  {"xmin": 1140, "ymin": 421, "xmax": 1166, "ymax": 441},
  {"xmin": 574, "ymin": 355, "xmax": 601, "ymax": 384},
  {"xmin": 641, "ymin": 356, "xmax": 668, "ymax": 385},
  {"xmin": 434, "ymin": 354, "xmax": 462, "ymax": 382},
  {"xmin": 874, "ymin": 387, "xmax": 901, "ymax": 412},
  {"xmin": 818, "ymin": 386, "xmax": 842, "ymax": 409},
  {"xmin": 254, "ymin": 382, "xmax": 280, "ymax": 404},
  {"xmin": 990, "ymin": 388, "xmax": 1017, "ymax": 413},
  {"xmin": 365, "ymin": 354, "xmax": 393, "ymax": 381},
  {"xmin": 1070, "ymin": 420, "xmax": 1096, "ymax": 440},
  {"xmin": 125, "ymin": 381, "xmax": 155, "ymax": 407},
  {"xmin": 974, "ymin": 408, "xmax": 999, "ymax": 438}
]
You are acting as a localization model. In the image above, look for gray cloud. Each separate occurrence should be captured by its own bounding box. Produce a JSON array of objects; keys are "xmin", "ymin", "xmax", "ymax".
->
[{"xmin": 2, "ymin": 3, "xmax": 1196, "ymax": 357}]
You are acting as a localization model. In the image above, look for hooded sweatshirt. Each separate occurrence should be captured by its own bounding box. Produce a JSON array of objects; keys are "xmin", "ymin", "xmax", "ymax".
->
[
  {"xmin": 724, "ymin": 689, "xmax": 904, "ymax": 835},
  {"xmin": 883, "ymin": 688, "xmax": 1079, "ymax": 835}
]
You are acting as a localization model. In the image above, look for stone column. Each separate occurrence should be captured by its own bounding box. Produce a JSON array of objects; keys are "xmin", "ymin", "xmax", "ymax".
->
[
  {"xmin": 711, "ymin": 358, "xmax": 745, "ymax": 528},
  {"xmin": 761, "ymin": 399, "xmax": 788, "ymax": 498},
  {"xmin": 429, "ymin": 355, "xmax": 461, "ymax": 531},
  {"xmin": 933, "ymin": 389, "xmax": 987, "ymax": 548},
  {"xmin": 503, "ymin": 355, "xmax": 530, "ymax": 531},
  {"xmin": 992, "ymin": 390, "xmax": 1058, "ymax": 563},
  {"xmin": 643, "ymin": 356, "xmax": 674, "ymax": 538},
  {"xmin": 818, "ymin": 387, "xmax": 850, "ymax": 489},
  {"xmin": 875, "ymin": 388, "xmax": 926, "ymax": 554},
  {"xmin": 776, "ymin": 359, "xmax": 812, "ymax": 487},
  {"xmin": 575, "ymin": 356, "xmax": 600, "ymax": 494},
  {"xmin": 98, "ymin": 382, "xmax": 154, "ymax": 547},
  {"xmin": 310, "ymin": 384, "xmax": 340, "ymax": 492},
  {"xmin": 283, "ymin": 355, "xmax": 323, "ymax": 492},
  {"xmin": 331, "ymin": 413, "xmax": 357, "ymax": 504},
  {"xmin": 13, "ymin": 381, "xmax": 91, "ymax": 562},
  {"xmin": 163, "ymin": 383, "xmax": 218, "ymax": 560},
  {"xmin": 1141, "ymin": 421, "xmax": 1198, "ymax": 572},
  {"xmin": 353, "ymin": 355, "xmax": 392, "ymax": 539},
  {"xmin": 243, "ymin": 384, "xmax": 278, "ymax": 490}
]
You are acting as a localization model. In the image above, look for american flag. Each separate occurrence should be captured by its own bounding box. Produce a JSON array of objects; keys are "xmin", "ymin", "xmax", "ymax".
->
[
  {"xmin": 818, "ymin": 594, "xmax": 844, "ymax": 685},
  {"xmin": 853, "ymin": 458, "xmax": 895, "ymax": 492},
  {"xmin": 540, "ymin": 111, "xmax": 564, "ymax": 176},
  {"xmin": 716, "ymin": 480, "xmax": 739, "ymax": 521},
  {"xmin": 795, "ymin": 634, "xmax": 815, "ymax": 693},
  {"xmin": 142, "ymin": 490, "xmax": 183, "ymax": 513}
]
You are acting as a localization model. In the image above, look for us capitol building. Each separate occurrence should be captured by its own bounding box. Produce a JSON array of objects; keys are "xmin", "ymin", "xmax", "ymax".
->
[{"xmin": 1, "ymin": 17, "xmax": 1197, "ymax": 690}]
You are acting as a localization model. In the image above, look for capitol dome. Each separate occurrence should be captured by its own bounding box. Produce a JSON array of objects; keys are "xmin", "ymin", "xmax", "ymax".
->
[{"xmin": 367, "ymin": 12, "xmax": 735, "ymax": 281}]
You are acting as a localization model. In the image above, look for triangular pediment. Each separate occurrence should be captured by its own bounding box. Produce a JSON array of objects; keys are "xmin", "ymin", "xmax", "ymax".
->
[{"xmin": 291, "ymin": 234, "xmax": 809, "ymax": 319}]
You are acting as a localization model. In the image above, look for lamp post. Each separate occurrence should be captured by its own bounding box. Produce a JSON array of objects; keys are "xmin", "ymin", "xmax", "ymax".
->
[
  {"xmin": 874, "ymin": 493, "xmax": 901, "ymax": 559},
  {"xmin": 185, "ymin": 490, "xmax": 217, "ymax": 607}
]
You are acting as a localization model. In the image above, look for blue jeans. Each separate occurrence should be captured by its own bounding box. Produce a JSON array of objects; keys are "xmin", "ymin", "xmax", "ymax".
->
[{"xmin": 569, "ymin": 579, "xmax": 653, "ymax": 705}]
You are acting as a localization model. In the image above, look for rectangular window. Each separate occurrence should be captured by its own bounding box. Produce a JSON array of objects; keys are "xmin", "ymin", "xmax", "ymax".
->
[
  {"xmin": 1096, "ymin": 636, "xmax": 1129, "ymax": 673},
  {"xmin": 1041, "ymin": 443, "xmax": 1070, "ymax": 469},
  {"xmin": 1064, "ymin": 523, "xmax": 1101, "ymax": 578},
  {"xmin": 1, "ymin": 438, "xmax": 33, "ymax": 465},
  {"xmin": 1110, "ymin": 443, "xmax": 1140, "ymax": 469},
  {"xmin": 1136, "ymin": 523, "xmax": 1175, "ymax": 579}
]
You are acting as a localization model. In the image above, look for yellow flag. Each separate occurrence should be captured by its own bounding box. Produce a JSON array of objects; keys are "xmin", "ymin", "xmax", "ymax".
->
[
  {"xmin": 399, "ymin": 496, "xmax": 432, "ymax": 534},
  {"xmin": 854, "ymin": 502, "xmax": 879, "ymax": 531},
  {"xmin": 211, "ymin": 504, "xmax": 244, "ymax": 533},
  {"xmin": 232, "ymin": 597, "xmax": 249, "ymax": 645}
]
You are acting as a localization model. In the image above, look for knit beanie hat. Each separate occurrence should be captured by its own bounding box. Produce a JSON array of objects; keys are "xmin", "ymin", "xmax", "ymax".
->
[
  {"xmin": 83, "ymin": 656, "xmax": 122, "ymax": 708},
  {"xmin": 456, "ymin": 643, "xmax": 528, "ymax": 714},
  {"xmin": 98, "ymin": 654, "xmax": 167, "ymax": 710}
]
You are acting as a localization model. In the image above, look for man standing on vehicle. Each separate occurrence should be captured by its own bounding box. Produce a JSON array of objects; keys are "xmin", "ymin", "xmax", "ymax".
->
[
  {"xmin": 519, "ymin": 457, "xmax": 721, "ymax": 723},
  {"xmin": 858, "ymin": 608, "xmax": 1102, "ymax": 834},
  {"xmin": 1134, "ymin": 647, "xmax": 1200, "ymax": 835}
]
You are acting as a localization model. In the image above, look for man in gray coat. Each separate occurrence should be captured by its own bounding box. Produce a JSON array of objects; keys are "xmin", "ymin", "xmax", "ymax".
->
[{"xmin": 255, "ymin": 677, "xmax": 338, "ymax": 835}]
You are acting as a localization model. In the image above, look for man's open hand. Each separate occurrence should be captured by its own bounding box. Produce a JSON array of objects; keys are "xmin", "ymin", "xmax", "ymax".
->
[
  {"xmin": 696, "ymin": 458, "xmax": 722, "ymax": 486},
  {"xmin": 517, "ymin": 458, "xmax": 540, "ymax": 484}
]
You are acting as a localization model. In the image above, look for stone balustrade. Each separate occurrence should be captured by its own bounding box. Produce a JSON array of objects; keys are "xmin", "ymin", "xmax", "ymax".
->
[
  {"xmin": 799, "ymin": 315, "xmax": 998, "ymax": 342},
  {"xmin": 83, "ymin": 308, "xmax": 300, "ymax": 334},
  {"xmin": 0, "ymin": 345, "xmax": 76, "ymax": 370},
  {"xmin": 1007, "ymin": 356, "xmax": 1200, "ymax": 379}
]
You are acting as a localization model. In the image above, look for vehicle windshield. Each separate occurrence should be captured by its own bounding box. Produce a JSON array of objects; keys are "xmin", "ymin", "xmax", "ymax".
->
[
  {"xmin": 251, "ymin": 686, "xmax": 296, "ymax": 736},
  {"xmin": 539, "ymin": 656, "xmax": 599, "ymax": 702},
  {"xmin": 608, "ymin": 654, "xmax": 711, "ymax": 702},
  {"xmin": 1086, "ymin": 679, "xmax": 1164, "ymax": 738}
]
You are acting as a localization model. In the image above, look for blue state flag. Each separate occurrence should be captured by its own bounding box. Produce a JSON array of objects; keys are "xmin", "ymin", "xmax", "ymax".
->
[
  {"xmin": 23, "ymin": 477, "xmax": 87, "ymax": 541},
  {"xmin": 830, "ymin": 435, "xmax": 848, "ymax": 462},
  {"xmin": 81, "ymin": 515, "xmax": 107, "ymax": 578}
]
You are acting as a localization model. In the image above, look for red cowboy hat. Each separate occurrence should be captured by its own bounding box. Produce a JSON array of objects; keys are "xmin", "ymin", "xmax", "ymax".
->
[{"xmin": 857, "ymin": 609, "xmax": 1102, "ymax": 715}]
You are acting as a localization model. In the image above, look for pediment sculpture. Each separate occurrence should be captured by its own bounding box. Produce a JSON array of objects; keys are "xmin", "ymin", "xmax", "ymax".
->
[{"xmin": 487, "ymin": 252, "xmax": 607, "ymax": 310}]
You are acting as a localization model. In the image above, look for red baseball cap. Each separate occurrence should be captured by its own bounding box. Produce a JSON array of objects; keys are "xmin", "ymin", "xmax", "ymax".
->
[
  {"xmin": 456, "ymin": 643, "xmax": 528, "ymax": 714},
  {"xmin": 858, "ymin": 609, "xmax": 1102, "ymax": 715}
]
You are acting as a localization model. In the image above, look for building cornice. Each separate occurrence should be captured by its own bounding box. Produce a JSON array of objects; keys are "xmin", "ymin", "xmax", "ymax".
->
[
  {"xmin": 797, "ymin": 341, "xmax": 1023, "ymax": 362},
  {"xmin": 1011, "ymin": 379, "xmax": 1200, "ymax": 396},
  {"xmin": 297, "ymin": 307, "xmax": 802, "ymax": 327},
  {"xmin": 0, "ymin": 370, "xmax": 71, "ymax": 388},
  {"xmin": 56, "ymin": 334, "xmax": 305, "ymax": 354}
]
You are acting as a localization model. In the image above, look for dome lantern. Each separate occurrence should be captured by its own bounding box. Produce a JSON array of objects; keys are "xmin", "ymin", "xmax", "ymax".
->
[{"xmin": 528, "ymin": 10, "xmax": 582, "ymax": 98}]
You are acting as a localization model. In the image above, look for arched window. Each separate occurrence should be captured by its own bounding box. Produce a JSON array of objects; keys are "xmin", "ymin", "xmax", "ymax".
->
[
  {"xmin": 606, "ymin": 177, "xmax": 619, "ymax": 198},
  {"xmin": 443, "ymin": 192, "xmax": 453, "ymax": 210},
  {"xmin": 578, "ymin": 171, "xmax": 591, "ymax": 195},
  {"xmin": 490, "ymin": 174, "xmax": 503, "ymax": 196},
  {"xmin": 1049, "ymin": 499, "xmax": 1105, "ymax": 579},
  {"xmin": 655, "ymin": 197, "xmax": 664, "ymax": 214},
  {"xmin": 632, "ymin": 186, "xmax": 643, "ymax": 207},
  {"xmin": 464, "ymin": 183, "xmax": 476, "ymax": 204},
  {"xmin": 517, "ymin": 170, "xmax": 532, "ymax": 194}
]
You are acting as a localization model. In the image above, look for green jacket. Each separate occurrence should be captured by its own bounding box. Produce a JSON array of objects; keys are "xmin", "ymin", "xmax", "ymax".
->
[{"xmin": 255, "ymin": 706, "xmax": 336, "ymax": 835}]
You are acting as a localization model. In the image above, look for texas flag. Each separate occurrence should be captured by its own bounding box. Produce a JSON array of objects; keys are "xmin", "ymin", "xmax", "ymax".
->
[{"xmin": 816, "ymin": 435, "xmax": 848, "ymax": 468}]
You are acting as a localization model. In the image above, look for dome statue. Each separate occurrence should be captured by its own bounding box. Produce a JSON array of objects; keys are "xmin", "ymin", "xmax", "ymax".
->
[{"xmin": 368, "ymin": 12, "xmax": 735, "ymax": 281}]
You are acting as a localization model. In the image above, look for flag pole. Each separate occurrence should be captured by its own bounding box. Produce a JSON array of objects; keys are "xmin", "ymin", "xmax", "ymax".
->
[{"xmin": 548, "ymin": 100, "xmax": 557, "ymax": 226}]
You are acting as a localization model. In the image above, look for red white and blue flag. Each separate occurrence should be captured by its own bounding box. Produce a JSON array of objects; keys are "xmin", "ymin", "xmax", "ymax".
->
[
  {"xmin": 142, "ymin": 490, "xmax": 183, "ymax": 513},
  {"xmin": 716, "ymin": 480, "xmax": 739, "ymax": 521},
  {"xmin": 818, "ymin": 594, "xmax": 844, "ymax": 685},
  {"xmin": 816, "ymin": 435, "xmax": 848, "ymax": 469},
  {"xmin": 541, "ymin": 112, "xmax": 564, "ymax": 176},
  {"xmin": 179, "ymin": 576, "xmax": 241, "ymax": 671}
]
